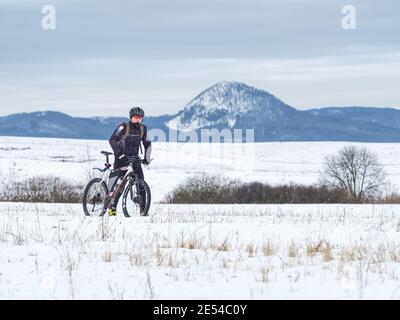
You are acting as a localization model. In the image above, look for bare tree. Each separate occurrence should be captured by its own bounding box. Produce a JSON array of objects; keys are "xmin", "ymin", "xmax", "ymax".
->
[{"xmin": 320, "ymin": 146, "xmax": 386, "ymax": 202}]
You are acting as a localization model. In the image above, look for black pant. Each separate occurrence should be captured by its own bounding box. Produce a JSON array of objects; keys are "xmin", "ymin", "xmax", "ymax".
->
[
  {"xmin": 112, "ymin": 159, "xmax": 145, "ymax": 208},
  {"xmin": 113, "ymin": 158, "xmax": 144, "ymax": 179}
]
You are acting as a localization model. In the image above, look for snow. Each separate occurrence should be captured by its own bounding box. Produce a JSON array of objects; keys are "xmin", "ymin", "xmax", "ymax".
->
[
  {"xmin": 0, "ymin": 202, "xmax": 399, "ymax": 299},
  {"xmin": 167, "ymin": 114, "xmax": 221, "ymax": 132},
  {"xmin": 1, "ymin": 136, "xmax": 400, "ymax": 203},
  {"xmin": 1, "ymin": 136, "xmax": 400, "ymax": 299}
]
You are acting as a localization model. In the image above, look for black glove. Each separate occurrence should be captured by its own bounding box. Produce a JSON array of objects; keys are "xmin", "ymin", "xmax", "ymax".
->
[{"xmin": 143, "ymin": 159, "xmax": 150, "ymax": 165}]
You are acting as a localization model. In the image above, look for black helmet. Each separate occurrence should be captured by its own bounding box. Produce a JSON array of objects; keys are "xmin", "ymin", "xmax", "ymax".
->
[{"xmin": 129, "ymin": 106, "xmax": 145, "ymax": 118}]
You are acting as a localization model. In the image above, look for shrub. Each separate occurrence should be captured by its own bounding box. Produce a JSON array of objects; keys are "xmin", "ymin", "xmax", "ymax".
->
[
  {"xmin": 0, "ymin": 176, "xmax": 84, "ymax": 203},
  {"xmin": 164, "ymin": 174, "xmax": 352, "ymax": 204}
]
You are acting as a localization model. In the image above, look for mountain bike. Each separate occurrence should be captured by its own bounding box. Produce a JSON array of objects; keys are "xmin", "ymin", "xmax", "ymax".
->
[{"xmin": 82, "ymin": 151, "xmax": 151, "ymax": 217}]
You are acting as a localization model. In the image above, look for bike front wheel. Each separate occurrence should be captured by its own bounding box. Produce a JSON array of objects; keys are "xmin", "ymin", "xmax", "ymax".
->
[
  {"xmin": 122, "ymin": 179, "xmax": 151, "ymax": 217},
  {"xmin": 82, "ymin": 178, "xmax": 108, "ymax": 216}
]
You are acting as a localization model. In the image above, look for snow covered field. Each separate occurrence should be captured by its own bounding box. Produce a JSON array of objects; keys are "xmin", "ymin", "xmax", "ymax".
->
[
  {"xmin": 0, "ymin": 202, "xmax": 399, "ymax": 299},
  {"xmin": 1, "ymin": 136, "xmax": 400, "ymax": 299},
  {"xmin": 1, "ymin": 136, "xmax": 400, "ymax": 202}
]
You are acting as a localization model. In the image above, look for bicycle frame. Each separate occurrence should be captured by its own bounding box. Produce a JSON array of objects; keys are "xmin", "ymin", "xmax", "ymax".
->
[
  {"xmin": 93, "ymin": 157, "xmax": 142, "ymax": 200},
  {"xmin": 93, "ymin": 166, "xmax": 112, "ymax": 190},
  {"xmin": 110, "ymin": 162, "xmax": 141, "ymax": 198}
]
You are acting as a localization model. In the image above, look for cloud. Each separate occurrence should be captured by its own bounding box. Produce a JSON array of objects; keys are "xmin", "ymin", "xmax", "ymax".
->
[
  {"xmin": 0, "ymin": 0, "xmax": 399, "ymax": 116},
  {"xmin": 1, "ymin": 53, "xmax": 399, "ymax": 116}
]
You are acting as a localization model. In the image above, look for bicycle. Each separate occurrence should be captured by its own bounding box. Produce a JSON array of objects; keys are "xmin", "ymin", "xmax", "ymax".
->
[{"xmin": 82, "ymin": 151, "xmax": 151, "ymax": 217}]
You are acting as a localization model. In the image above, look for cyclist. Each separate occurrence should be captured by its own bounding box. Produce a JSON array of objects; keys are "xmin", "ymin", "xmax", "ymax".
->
[{"xmin": 108, "ymin": 106, "xmax": 152, "ymax": 216}]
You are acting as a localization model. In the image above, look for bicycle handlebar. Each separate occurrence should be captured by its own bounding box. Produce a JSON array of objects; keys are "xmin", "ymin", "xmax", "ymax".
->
[
  {"xmin": 123, "ymin": 155, "xmax": 146, "ymax": 164},
  {"xmin": 100, "ymin": 151, "xmax": 147, "ymax": 165}
]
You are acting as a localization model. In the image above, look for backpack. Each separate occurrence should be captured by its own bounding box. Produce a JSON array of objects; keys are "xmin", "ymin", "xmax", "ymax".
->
[
  {"xmin": 120, "ymin": 122, "xmax": 145, "ymax": 154},
  {"xmin": 122, "ymin": 122, "xmax": 144, "ymax": 140}
]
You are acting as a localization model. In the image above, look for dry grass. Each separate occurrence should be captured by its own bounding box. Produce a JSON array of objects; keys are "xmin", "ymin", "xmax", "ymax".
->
[
  {"xmin": 260, "ymin": 265, "xmax": 272, "ymax": 283},
  {"xmin": 322, "ymin": 243, "xmax": 333, "ymax": 262},
  {"xmin": 207, "ymin": 237, "xmax": 232, "ymax": 252},
  {"xmin": 288, "ymin": 240, "xmax": 300, "ymax": 258},
  {"xmin": 246, "ymin": 243, "xmax": 255, "ymax": 257},
  {"xmin": 12, "ymin": 233, "xmax": 25, "ymax": 246},
  {"xmin": 222, "ymin": 257, "xmax": 228, "ymax": 269},
  {"xmin": 262, "ymin": 241, "xmax": 277, "ymax": 256},
  {"xmin": 96, "ymin": 218, "xmax": 113, "ymax": 242},
  {"xmin": 102, "ymin": 251, "xmax": 113, "ymax": 262},
  {"xmin": 177, "ymin": 232, "xmax": 203, "ymax": 250},
  {"xmin": 388, "ymin": 247, "xmax": 400, "ymax": 262},
  {"xmin": 306, "ymin": 240, "xmax": 333, "ymax": 261},
  {"xmin": 128, "ymin": 249, "xmax": 145, "ymax": 267},
  {"xmin": 216, "ymin": 238, "xmax": 231, "ymax": 252},
  {"xmin": 155, "ymin": 245, "xmax": 165, "ymax": 266},
  {"xmin": 340, "ymin": 245, "xmax": 367, "ymax": 263},
  {"xmin": 167, "ymin": 253, "xmax": 179, "ymax": 268},
  {"xmin": 59, "ymin": 244, "xmax": 80, "ymax": 277}
]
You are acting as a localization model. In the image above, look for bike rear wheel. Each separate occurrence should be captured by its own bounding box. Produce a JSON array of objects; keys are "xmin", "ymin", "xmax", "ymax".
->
[
  {"xmin": 82, "ymin": 178, "xmax": 108, "ymax": 216},
  {"xmin": 122, "ymin": 178, "xmax": 151, "ymax": 217}
]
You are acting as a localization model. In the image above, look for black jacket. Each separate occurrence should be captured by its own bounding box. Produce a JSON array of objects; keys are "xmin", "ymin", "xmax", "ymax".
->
[{"xmin": 109, "ymin": 122, "xmax": 151, "ymax": 158}]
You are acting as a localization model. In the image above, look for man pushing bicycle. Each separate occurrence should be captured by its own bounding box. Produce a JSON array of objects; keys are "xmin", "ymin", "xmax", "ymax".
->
[{"xmin": 108, "ymin": 107, "xmax": 152, "ymax": 216}]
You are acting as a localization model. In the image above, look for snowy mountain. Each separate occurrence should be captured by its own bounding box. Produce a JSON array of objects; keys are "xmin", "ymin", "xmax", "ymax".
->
[
  {"xmin": 166, "ymin": 81, "xmax": 400, "ymax": 142},
  {"xmin": 1, "ymin": 81, "xmax": 400, "ymax": 141},
  {"xmin": 167, "ymin": 81, "xmax": 295, "ymax": 132},
  {"xmin": 0, "ymin": 111, "xmax": 171, "ymax": 140}
]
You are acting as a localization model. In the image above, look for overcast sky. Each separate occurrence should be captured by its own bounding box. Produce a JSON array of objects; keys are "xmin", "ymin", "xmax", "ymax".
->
[{"xmin": 0, "ymin": 0, "xmax": 399, "ymax": 117}]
